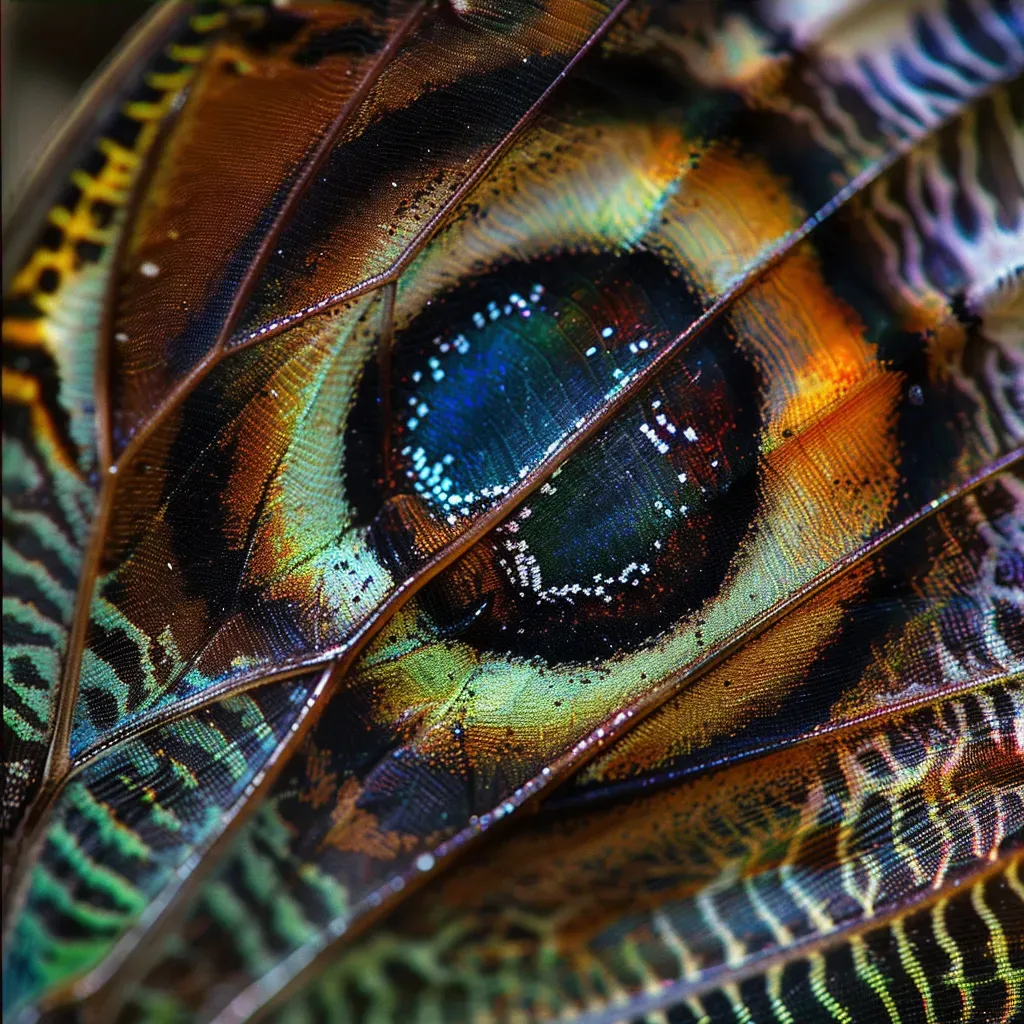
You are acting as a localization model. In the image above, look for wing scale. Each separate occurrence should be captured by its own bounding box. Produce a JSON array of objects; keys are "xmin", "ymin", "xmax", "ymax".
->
[{"xmin": 2, "ymin": 1, "xmax": 1022, "ymax": 1022}]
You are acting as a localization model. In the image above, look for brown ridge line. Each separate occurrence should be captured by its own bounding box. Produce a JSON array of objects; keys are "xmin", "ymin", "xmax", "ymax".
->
[
  {"xmin": 210, "ymin": 0, "xmax": 432, "ymax": 362},
  {"xmin": 17, "ymin": 37, "xmax": 1019, "ymax": 1017},
  {"xmin": 1, "ymin": 0, "xmax": 206, "ymax": 935},
  {"xmin": 230, "ymin": 0, "xmax": 637, "ymax": 350},
  {"xmin": 378, "ymin": 280, "xmax": 398, "ymax": 493},
  {"xmin": 206, "ymin": 448, "xmax": 1023, "ymax": 1024},
  {"xmin": 1, "ymin": 0, "xmax": 193, "ymax": 291},
  {"xmin": 1, "ymin": 0, "xmax": 429, "ymax": 946},
  {"xmin": 547, "ymin": 666, "xmax": 1024, "ymax": 814},
  {"xmin": 570, "ymin": 848, "xmax": 1024, "ymax": 1024}
]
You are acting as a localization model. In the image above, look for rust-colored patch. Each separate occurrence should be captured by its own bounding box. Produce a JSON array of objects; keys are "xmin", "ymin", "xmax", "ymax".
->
[{"xmin": 319, "ymin": 777, "xmax": 419, "ymax": 860}]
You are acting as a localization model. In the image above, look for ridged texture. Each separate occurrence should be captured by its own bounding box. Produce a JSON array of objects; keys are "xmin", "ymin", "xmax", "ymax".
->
[
  {"xmin": 2, "ymin": 1, "xmax": 1023, "ymax": 1022},
  {"xmin": 2, "ymin": 3, "xmax": 231, "ymax": 842}
]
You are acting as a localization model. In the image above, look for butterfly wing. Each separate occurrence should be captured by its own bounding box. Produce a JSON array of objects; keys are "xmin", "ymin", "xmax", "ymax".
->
[{"xmin": 3, "ymin": 1, "xmax": 1022, "ymax": 1022}]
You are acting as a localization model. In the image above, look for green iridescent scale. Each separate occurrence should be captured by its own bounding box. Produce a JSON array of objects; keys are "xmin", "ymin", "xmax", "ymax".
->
[{"xmin": 2, "ymin": 1, "xmax": 1022, "ymax": 1022}]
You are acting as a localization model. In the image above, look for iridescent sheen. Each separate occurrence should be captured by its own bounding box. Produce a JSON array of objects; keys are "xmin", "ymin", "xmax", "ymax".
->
[{"xmin": 2, "ymin": 1, "xmax": 1022, "ymax": 1022}]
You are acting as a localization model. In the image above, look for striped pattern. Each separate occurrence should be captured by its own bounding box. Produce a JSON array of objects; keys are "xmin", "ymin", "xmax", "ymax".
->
[
  {"xmin": 235, "ymin": 684, "xmax": 1024, "ymax": 1024},
  {"xmin": 5, "ymin": 677, "xmax": 321, "ymax": 1016},
  {"xmin": 2, "ymin": 4, "xmax": 229, "ymax": 838},
  {"xmin": 644, "ymin": 856, "xmax": 1024, "ymax": 1024}
]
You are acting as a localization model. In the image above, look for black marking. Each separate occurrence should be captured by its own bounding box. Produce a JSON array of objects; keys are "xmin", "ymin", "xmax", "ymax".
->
[{"xmin": 293, "ymin": 25, "xmax": 385, "ymax": 65}]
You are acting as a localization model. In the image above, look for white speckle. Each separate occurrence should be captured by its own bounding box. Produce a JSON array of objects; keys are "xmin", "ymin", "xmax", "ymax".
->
[
  {"xmin": 683, "ymin": 426, "xmax": 699, "ymax": 442},
  {"xmin": 585, "ymin": 346, "xmax": 597, "ymax": 357},
  {"xmin": 392, "ymin": 181, "xmax": 398, "ymax": 187},
  {"xmin": 167, "ymin": 562, "xmax": 173, "ymax": 571},
  {"xmin": 140, "ymin": 261, "xmax": 160, "ymax": 278},
  {"xmin": 415, "ymin": 853, "xmax": 436, "ymax": 872},
  {"xmin": 711, "ymin": 459, "xmax": 718, "ymax": 468},
  {"xmin": 601, "ymin": 327, "xmax": 614, "ymax": 338},
  {"xmin": 108, "ymin": 464, "xmax": 118, "ymax": 475},
  {"xmin": 114, "ymin": 331, "xmax": 129, "ymax": 343},
  {"xmin": 677, "ymin": 472, "xmax": 687, "ymax": 483}
]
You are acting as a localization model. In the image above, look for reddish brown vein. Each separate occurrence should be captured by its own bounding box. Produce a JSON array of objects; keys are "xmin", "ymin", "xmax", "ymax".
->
[
  {"xmin": 210, "ymin": 448, "xmax": 1024, "ymax": 1024},
  {"xmin": 60, "ymin": 59, "xmax": 1024, "ymax": 787},
  {"xmin": 10, "ymin": 10, "xmax": 1022, "ymax": 1012},
  {"xmin": 78, "ymin": 446, "xmax": 1022, "ymax": 1023}
]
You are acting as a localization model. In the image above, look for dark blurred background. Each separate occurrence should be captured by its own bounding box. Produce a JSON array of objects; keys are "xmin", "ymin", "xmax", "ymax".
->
[{"xmin": 3, "ymin": 1, "xmax": 152, "ymax": 207}]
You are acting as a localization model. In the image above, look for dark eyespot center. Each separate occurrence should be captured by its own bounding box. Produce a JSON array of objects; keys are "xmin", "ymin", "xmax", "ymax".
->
[{"xmin": 347, "ymin": 251, "xmax": 762, "ymax": 662}]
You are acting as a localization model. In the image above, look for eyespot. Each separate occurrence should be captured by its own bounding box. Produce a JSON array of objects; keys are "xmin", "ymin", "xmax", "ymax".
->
[{"xmin": 347, "ymin": 250, "xmax": 762, "ymax": 662}]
